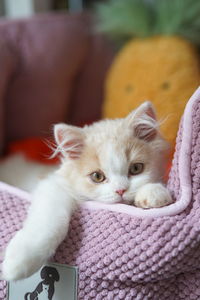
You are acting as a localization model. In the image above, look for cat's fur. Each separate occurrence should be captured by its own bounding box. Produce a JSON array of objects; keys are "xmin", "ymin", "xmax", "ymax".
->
[{"xmin": 2, "ymin": 102, "xmax": 172, "ymax": 281}]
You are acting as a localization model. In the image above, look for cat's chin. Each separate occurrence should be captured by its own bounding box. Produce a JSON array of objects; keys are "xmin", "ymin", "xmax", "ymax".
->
[
  {"xmin": 94, "ymin": 198, "xmax": 121, "ymax": 205},
  {"xmin": 97, "ymin": 197, "xmax": 133, "ymax": 205},
  {"xmin": 99, "ymin": 200, "xmax": 119, "ymax": 204},
  {"xmin": 118, "ymin": 199, "xmax": 134, "ymax": 205}
]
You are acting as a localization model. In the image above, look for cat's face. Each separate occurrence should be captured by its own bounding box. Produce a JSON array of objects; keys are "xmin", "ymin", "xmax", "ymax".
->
[{"xmin": 54, "ymin": 102, "xmax": 169, "ymax": 204}]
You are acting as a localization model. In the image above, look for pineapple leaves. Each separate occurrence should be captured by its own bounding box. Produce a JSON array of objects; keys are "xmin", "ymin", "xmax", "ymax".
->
[
  {"xmin": 95, "ymin": 0, "xmax": 200, "ymax": 45},
  {"xmin": 154, "ymin": 0, "xmax": 200, "ymax": 45},
  {"xmin": 95, "ymin": 0, "xmax": 154, "ymax": 40}
]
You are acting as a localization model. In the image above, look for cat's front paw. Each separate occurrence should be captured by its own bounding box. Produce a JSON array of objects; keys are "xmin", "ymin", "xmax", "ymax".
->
[
  {"xmin": 134, "ymin": 183, "xmax": 173, "ymax": 209},
  {"xmin": 2, "ymin": 231, "xmax": 43, "ymax": 281}
]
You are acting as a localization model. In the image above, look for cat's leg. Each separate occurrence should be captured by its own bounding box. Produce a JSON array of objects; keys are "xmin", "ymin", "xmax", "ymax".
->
[
  {"xmin": 2, "ymin": 173, "xmax": 75, "ymax": 281},
  {"xmin": 134, "ymin": 183, "xmax": 173, "ymax": 208}
]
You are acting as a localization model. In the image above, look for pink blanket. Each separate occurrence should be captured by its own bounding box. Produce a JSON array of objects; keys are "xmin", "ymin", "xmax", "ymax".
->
[{"xmin": 1, "ymin": 88, "xmax": 200, "ymax": 299}]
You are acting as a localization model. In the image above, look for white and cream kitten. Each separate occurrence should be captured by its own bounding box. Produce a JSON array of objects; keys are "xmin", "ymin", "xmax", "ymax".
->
[{"xmin": 2, "ymin": 102, "xmax": 172, "ymax": 281}]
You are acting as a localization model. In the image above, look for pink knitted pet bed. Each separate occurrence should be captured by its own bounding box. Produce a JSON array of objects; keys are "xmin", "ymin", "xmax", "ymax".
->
[{"xmin": 1, "ymin": 88, "xmax": 200, "ymax": 299}]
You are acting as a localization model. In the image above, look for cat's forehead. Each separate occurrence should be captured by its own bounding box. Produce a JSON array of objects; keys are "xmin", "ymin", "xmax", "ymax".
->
[
  {"xmin": 84, "ymin": 118, "xmax": 127, "ymax": 142},
  {"xmin": 82, "ymin": 120, "xmax": 149, "ymax": 169}
]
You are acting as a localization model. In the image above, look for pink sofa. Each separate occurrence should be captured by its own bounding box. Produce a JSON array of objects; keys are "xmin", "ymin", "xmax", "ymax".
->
[{"xmin": 0, "ymin": 12, "xmax": 114, "ymax": 154}]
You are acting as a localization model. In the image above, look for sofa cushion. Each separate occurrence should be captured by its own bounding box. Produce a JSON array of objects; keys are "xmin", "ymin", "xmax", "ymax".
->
[
  {"xmin": 68, "ymin": 30, "xmax": 114, "ymax": 126},
  {"xmin": 0, "ymin": 13, "xmax": 89, "ymax": 144},
  {"xmin": 0, "ymin": 38, "xmax": 17, "ymax": 153}
]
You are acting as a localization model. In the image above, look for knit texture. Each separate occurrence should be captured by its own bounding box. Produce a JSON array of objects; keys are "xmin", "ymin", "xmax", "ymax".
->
[{"xmin": 1, "ymin": 89, "xmax": 200, "ymax": 299}]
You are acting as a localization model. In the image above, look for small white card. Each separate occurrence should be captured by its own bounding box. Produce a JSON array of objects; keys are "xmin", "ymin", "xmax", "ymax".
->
[{"xmin": 7, "ymin": 263, "xmax": 78, "ymax": 300}]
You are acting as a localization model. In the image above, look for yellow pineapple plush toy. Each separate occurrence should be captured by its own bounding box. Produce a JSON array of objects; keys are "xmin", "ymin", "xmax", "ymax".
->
[{"xmin": 97, "ymin": 0, "xmax": 200, "ymax": 145}]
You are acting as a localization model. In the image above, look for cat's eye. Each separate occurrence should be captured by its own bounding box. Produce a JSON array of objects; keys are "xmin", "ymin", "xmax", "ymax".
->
[
  {"xmin": 90, "ymin": 171, "xmax": 106, "ymax": 183},
  {"xmin": 129, "ymin": 163, "xmax": 144, "ymax": 176}
]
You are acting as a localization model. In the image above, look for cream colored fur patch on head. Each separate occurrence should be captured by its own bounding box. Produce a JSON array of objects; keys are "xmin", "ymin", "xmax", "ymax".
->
[{"xmin": 56, "ymin": 102, "xmax": 169, "ymax": 204}]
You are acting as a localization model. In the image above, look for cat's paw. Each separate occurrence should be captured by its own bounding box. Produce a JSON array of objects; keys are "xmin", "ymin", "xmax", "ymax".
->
[
  {"xmin": 2, "ymin": 231, "xmax": 43, "ymax": 281},
  {"xmin": 134, "ymin": 183, "xmax": 173, "ymax": 209}
]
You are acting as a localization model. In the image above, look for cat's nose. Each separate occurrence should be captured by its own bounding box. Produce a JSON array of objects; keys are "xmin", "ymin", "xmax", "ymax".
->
[{"xmin": 116, "ymin": 189, "xmax": 126, "ymax": 196}]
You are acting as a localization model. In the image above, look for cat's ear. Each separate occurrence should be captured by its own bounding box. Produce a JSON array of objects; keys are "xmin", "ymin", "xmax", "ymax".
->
[
  {"xmin": 54, "ymin": 123, "xmax": 84, "ymax": 159},
  {"xmin": 126, "ymin": 101, "xmax": 157, "ymax": 142}
]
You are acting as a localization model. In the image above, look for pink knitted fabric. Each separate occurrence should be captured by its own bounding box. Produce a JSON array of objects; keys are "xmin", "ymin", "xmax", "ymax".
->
[{"xmin": 1, "ymin": 88, "xmax": 200, "ymax": 299}]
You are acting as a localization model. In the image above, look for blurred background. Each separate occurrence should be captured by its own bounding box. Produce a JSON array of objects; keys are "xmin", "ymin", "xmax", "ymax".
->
[
  {"xmin": 0, "ymin": 0, "xmax": 199, "ymax": 167},
  {"xmin": 0, "ymin": 0, "xmax": 96, "ymax": 17},
  {"xmin": 0, "ymin": 0, "xmax": 115, "ymax": 162}
]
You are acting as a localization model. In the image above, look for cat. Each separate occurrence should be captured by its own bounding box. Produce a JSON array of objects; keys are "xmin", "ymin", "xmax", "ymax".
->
[{"xmin": 2, "ymin": 101, "xmax": 173, "ymax": 281}]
